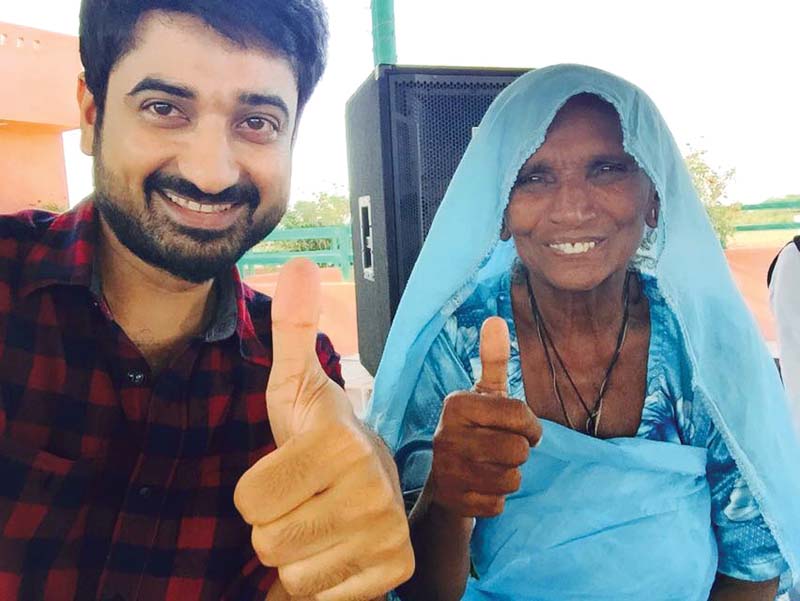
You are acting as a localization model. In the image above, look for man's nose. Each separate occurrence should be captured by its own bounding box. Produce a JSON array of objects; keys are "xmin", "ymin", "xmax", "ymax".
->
[{"xmin": 176, "ymin": 122, "xmax": 241, "ymax": 195}]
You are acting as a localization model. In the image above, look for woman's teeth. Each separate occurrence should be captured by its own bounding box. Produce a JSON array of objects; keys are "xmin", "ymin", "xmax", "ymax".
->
[
  {"xmin": 549, "ymin": 241, "xmax": 597, "ymax": 255},
  {"xmin": 164, "ymin": 191, "xmax": 234, "ymax": 214}
]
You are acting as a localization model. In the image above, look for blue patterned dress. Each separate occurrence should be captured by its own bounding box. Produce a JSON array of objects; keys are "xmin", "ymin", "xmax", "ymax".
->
[{"xmin": 395, "ymin": 269, "xmax": 788, "ymax": 594}]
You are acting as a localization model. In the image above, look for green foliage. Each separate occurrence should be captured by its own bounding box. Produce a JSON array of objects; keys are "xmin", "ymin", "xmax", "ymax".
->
[
  {"xmin": 684, "ymin": 148, "xmax": 738, "ymax": 248},
  {"xmin": 280, "ymin": 191, "xmax": 351, "ymax": 229},
  {"xmin": 763, "ymin": 194, "xmax": 800, "ymax": 203},
  {"xmin": 257, "ymin": 191, "xmax": 351, "ymax": 252}
]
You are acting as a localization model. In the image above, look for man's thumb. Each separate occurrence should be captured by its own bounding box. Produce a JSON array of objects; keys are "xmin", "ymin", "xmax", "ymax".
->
[
  {"xmin": 474, "ymin": 316, "xmax": 510, "ymax": 395},
  {"xmin": 267, "ymin": 258, "xmax": 325, "ymax": 445}
]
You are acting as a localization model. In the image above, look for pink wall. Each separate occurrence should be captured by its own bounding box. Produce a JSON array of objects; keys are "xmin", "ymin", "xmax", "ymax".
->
[
  {"xmin": 244, "ymin": 269, "xmax": 360, "ymax": 357},
  {"xmin": 0, "ymin": 22, "xmax": 81, "ymax": 129},
  {"xmin": 0, "ymin": 121, "xmax": 70, "ymax": 212},
  {"xmin": 0, "ymin": 23, "xmax": 81, "ymax": 214}
]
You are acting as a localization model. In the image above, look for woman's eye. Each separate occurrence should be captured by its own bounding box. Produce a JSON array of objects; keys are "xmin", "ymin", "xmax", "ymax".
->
[
  {"xmin": 591, "ymin": 161, "xmax": 636, "ymax": 183},
  {"xmin": 517, "ymin": 173, "xmax": 545, "ymax": 186}
]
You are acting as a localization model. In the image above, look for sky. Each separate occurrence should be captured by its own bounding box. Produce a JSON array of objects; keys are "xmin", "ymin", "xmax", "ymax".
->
[{"xmin": 2, "ymin": 0, "xmax": 798, "ymax": 206}]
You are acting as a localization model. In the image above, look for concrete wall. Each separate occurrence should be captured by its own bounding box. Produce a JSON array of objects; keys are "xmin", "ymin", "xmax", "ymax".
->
[
  {"xmin": 0, "ymin": 121, "xmax": 70, "ymax": 212},
  {"xmin": 0, "ymin": 22, "xmax": 81, "ymax": 129},
  {"xmin": 244, "ymin": 268, "xmax": 360, "ymax": 357},
  {"xmin": 0, "ymin": 22, "xmax": 81, "ymax": 214}
]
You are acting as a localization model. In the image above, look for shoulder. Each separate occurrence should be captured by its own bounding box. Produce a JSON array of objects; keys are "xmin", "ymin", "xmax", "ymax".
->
[
  {"xmin": 452, "ymin": 269, "xmax": 511, "ymax": 327},
  {"xmin": 0, "ymin": 210, "xmax": 59, "ymax": 248},
  {"xmin": 0, "ymin": 210, "xmax": 62, "ymax": 286},
  {"xmin": 773, "ymin": 240, "xmax": 800, "ymax": 274},
  {"xmin": 440, "ymin": 270, "xmax": 510, "ymax": 353},
  {"xmin": 769, "ymin": 242, "xmax": 800, "ymax": 308},
  {"xmin": 641, "ymin": 276, "xmax": 694, "ymax": 407},
  {"xmin": 643, "ymin": 277, "xmax": 688, "ymax": 370}
]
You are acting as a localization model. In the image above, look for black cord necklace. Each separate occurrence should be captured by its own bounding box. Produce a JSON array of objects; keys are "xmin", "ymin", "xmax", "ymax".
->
[{"xmin": 525, "ymin": 270, "xmax": 632, "ymax": 437}]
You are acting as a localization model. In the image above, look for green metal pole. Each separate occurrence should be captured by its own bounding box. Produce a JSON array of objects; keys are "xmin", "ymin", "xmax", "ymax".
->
[{"xmin": 371, "ymin": 0, "xmax": 397, "ymax": 66}]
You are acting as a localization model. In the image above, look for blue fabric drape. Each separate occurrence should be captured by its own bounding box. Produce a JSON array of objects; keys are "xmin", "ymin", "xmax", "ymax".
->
[{"xmin": 467, "ymin": 422, "xmax": 716, "ymax": 600}]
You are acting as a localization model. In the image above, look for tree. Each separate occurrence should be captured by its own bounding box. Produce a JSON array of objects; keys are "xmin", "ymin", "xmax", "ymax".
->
[
  {"xmin": 684, "ymin": 147, "xmax": 738, "ymax": 247},
  {"xmin": 260, "ymin": 190, "xmax": 351, "ymax": 252},
  {"xmin": 280, "ymin": 191, "xmax": 350, "ymax": 229}
]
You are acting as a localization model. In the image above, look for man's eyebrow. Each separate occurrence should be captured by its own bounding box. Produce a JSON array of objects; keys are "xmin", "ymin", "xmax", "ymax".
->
[
  {"xmin": 127, "ymin": 77, "xmax": 196, "ymax": 99},
  {"xmin": 239, "ymin": 93, "xmax": 290, "ymax": 117}
]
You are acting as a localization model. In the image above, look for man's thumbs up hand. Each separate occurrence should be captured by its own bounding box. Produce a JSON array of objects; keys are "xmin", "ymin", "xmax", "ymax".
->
[
  {"xmin": 263, "ymin": 257, "xmax": 350, "ymax": 445},
  {"xmin": 234, "ymin": 259, "xmax": 414, "ymax": 600}
]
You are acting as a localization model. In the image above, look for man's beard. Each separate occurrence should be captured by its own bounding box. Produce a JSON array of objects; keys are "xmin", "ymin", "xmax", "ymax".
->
[{"xmin": 92, "ymin": 152, "xmax": 286, "ymax": 284}]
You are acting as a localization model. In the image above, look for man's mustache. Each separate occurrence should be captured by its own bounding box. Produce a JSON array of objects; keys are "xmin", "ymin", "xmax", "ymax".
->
[{"xmin": 144, "ymin": 172, "xmax": 260, "ymax": 208}]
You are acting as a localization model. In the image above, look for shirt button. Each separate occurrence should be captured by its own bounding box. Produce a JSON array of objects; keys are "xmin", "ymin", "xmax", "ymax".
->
[
  {"xmin": 138, "ymin": 486, "xmax": 152, "ymax": 499},
  {"xmin": 126, "ymin": 370, "xmax": 146, "ymax": 385}
]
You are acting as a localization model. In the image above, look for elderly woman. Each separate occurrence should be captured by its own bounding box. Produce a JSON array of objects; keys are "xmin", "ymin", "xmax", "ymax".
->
[{"xmin": 367, "ymin": 65, "xmax": 800, "ymax": 600}]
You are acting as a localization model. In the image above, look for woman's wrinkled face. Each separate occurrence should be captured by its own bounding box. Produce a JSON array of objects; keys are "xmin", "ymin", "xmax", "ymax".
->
[{"xmin": 505, "ymin": 96, "xmax": 658, "ymax": 293}]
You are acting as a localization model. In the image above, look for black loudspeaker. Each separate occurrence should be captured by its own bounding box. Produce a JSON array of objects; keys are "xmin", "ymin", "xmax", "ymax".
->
[{"xmin": 346, "ymin": 65, "xmax": 528, "ymax": 375}]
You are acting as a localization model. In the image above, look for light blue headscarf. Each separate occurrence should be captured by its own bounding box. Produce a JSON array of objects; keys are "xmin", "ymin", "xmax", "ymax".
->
[{"xmin": 367, "ymin": 64, "xmax": 800, "ymax": 587}]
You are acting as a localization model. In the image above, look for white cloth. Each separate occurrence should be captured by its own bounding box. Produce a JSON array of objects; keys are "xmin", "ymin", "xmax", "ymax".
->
[{"xmin": 770, "ymin": 242, "xmax": 800, "ymax": 433}]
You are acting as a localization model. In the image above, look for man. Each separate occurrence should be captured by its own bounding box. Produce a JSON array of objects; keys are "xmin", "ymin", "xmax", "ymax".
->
[
  {"xmin": 0, "ymin": 1, "xmax": 413, "ymax": 600},
  {"xmin": 769, "ymin": 236, "xmax": 800, "ymax": 432},
  {"xmin": 769, "ymin": 235, "xmax": 800, "ymax": 601}
]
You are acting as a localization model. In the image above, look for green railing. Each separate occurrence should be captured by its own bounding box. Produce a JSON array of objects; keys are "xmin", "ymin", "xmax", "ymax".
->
[
  {"xmin": 734, "ymin": 200, "xmax": 800, "ymax": 232},
  {"xmin": 237, "ymin": 225, "xmax": 354, "ymax": 280},
  {"xmin": 740, "ymin": 200, "xmax": 800, "ymax": 211},
  {"xmin": 734, "ymin": 222, "xmax": 800, "ymax": 232}
]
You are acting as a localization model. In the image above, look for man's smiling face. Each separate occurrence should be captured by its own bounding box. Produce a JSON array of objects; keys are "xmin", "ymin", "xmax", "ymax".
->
[{"xmin": 80, "ymin": 10, "xmax": 299, "ymax": 283}]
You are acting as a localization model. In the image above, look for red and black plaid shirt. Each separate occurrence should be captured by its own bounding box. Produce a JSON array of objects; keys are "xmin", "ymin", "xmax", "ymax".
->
[{"xmin": 0, "ymin": 202, "xmax": 344, "ymax": 600}]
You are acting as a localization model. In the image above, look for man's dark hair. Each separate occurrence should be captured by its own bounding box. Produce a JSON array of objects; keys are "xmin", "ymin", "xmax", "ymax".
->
[{"xmin": 79, "ymin": 0, "xmax": 328, "ymax": 122}]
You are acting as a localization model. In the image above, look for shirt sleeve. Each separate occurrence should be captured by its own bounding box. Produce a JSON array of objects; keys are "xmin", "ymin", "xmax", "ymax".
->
[
  {"xmin": 315, "ymin": 332, "xmax": 344, "ymax": 388},
  {"xmin": 769, "ymin": 244, "xmax": 800, "ymax": 424},
  {"xmin": 690, "ymin": 398, "xmax": 789, "ymax": 583},
  {"xmin": 220, "ymin": 556, "xmax": 277, "ymax": 600}
]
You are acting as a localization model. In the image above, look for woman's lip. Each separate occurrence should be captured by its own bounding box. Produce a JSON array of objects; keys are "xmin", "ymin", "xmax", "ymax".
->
[
  {"xmin": 155, "ymin": 190, "xmax": 248, "ymax": 230},
  {"xmin": 546, "ymin": 238, "xmax": 606, "ymax": 255},
  {"xmin": 546, "ymin": 237, "xmax": 605, "ymax": 245}
]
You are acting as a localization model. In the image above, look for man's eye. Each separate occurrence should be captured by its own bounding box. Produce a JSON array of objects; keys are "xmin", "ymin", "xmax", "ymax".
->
[
  {"xmin": 146, "ymin": 102, "xmax": 178, "ymax": 117},
  {"xmin": 598, "ymin": 163, "xmax": 627, "ymax": 173},
  {"xmin": 243, "ymin": 117, "xmax": 277, "ymax": 132}
]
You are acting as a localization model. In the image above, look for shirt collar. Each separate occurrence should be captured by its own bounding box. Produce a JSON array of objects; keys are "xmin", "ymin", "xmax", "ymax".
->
[{"xmin": 19, "ymin": 200, "xmax": 99, "ymax": 298}]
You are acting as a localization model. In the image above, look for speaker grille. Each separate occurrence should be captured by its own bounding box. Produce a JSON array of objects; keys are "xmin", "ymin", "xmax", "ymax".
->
[
  {"xmin": 390, "ymin": 77, "xmax": 513, "ymax": 286},
  {"xmin": 346, "ymin": 66, "xmax": 528, "ymax": 374}
]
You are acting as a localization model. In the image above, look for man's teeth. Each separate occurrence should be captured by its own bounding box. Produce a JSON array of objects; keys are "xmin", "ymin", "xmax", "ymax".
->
[
  {"xmin": 549, "ymin": 241, "xmax": 597, "ymax": 254},
  {"xmin": 164, "ymin": 191, "xmax": 234, "ymax": 213}
]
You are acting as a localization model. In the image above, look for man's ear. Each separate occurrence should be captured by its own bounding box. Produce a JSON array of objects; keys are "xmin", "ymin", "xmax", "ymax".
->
[{"xmin": 77, "ymin": 73, "xmax": 98, "ymax": 156}]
